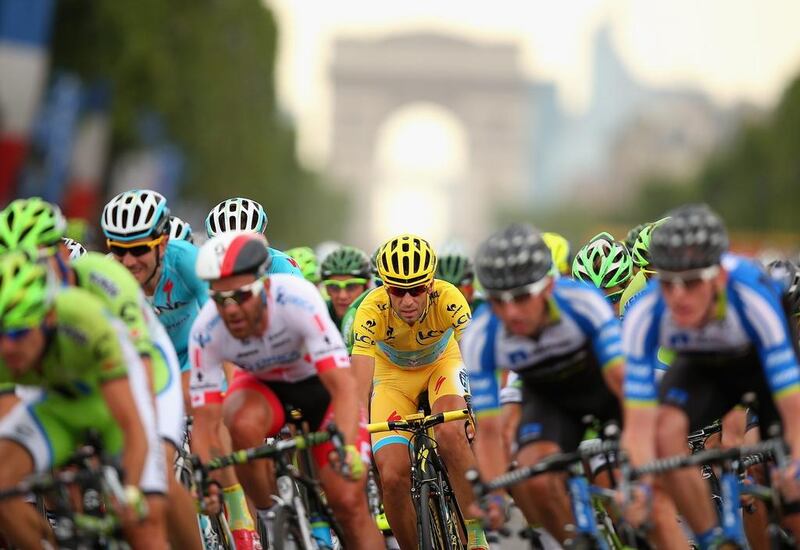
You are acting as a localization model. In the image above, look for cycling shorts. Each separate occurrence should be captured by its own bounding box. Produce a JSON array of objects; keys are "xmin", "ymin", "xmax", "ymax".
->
[
  {"xmin": 369, "ymin": 344, "xmax": 470, "ymax": 454},
  {"xmin": 0, "ymin": 348, "xmax": 166, "ymax": 494},
  {"xmin": 516, "ymin": 361, "xmax": 620, "ymax": 452},
  {"xmin": 226, "ymin": 370, "xmax": 371, "ymax": 469},
  {"xmin": 658, "ymin": 349, "xmax": 781, "ymax": 440}
]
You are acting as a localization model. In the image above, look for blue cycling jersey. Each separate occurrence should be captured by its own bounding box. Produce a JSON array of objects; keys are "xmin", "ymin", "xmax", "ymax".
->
[
  {"xmin": 151, "ymin": 239, "xmax": 208, "ymax": 372},
  {"xmin": 268, "ymin": 247, "xmax": 303, "ymax": 277},
  {"xmin": 461, "ymin": 278, "xmax": 624, "ymax": 415},
  {"xmin": 623, "ymin": 254, "xmax": 800, "ymax": 406}
]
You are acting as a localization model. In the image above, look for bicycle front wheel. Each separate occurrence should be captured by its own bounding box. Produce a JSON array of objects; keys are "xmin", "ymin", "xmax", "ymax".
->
[
  {"xmin": 419, "ymin": 482, "xmax": 451, "ymax": 550},
  {"xmin": 272, "ymin": 505, "xmax": 315, "ymax": 550}
]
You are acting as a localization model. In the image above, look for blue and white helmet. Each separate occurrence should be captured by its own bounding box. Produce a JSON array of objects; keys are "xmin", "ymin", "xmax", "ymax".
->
[
  {"xmin": 168, "ymin": 215, "xmax": 194, "ymax": 243},
  {"xmin": 61, "ymin": 238, "xmax": 87, "ymax": 260},
  {"xmin": 205, "ymin": 197, "xmax": 268, "ymax": 238},
  {"xmin": 101, "ymin": 189, "xmax": 170, "ymax": 242}
]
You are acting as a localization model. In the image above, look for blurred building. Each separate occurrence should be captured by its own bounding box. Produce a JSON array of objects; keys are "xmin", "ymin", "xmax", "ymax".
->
[
  {"xmin": 329, "ymin": 33, "xmax": 532, "ymax": 248},
  {"xmin": 549, "ymin": 25, "xmax": 750, "ymax": 210}
]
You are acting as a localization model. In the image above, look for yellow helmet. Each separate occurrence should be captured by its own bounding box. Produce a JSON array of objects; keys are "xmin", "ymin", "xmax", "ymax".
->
[
  {"xmin": 542, "ymin": 232, "xmax": 571, "ymax": 276},
  {"xmin": 376, "ymin": 234, "xmax": 437, "ymax": 288}
]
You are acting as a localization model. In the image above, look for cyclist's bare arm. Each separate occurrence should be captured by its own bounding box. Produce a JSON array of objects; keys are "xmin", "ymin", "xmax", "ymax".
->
[
  {"xmin": 191, "ymin": 402, "xmax": 226, "ymax": 464},
  {"xmin": 102, "ymin": 378, "xmax": 148, "ymax": 486},
  {"xmin": 602, "ymin": 359, "xmax": 625, "ymax": 401},
  {"xmin": 319, "ymin": 367, "xmax": 359, "ymax": 443},
  {"xmin": 473, "ymin": 413, "xmax": 509, "ymax": 482},
  {"xmin": 350, "ymin": 353, "xmax": 375, "ymax": 411}
]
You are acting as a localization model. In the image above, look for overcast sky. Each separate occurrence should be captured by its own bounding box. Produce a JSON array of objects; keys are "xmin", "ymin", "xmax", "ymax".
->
[{"xmin": 267, "ymin": 0, "xmax": 800, "ymax": 170}]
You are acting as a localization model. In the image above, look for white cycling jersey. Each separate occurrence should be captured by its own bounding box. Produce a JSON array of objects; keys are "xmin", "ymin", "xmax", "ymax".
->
[{"xmin": 188, "ymin": 274, "xmax": 350, "ymax": 407}]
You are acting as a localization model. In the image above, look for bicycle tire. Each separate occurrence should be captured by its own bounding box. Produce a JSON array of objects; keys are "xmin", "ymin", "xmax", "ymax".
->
[
  {"xmin": 419, "ymin": 482, "xmax": 451, "ymax": 550},
  {"xmin": 206, "ymin": 513, "xmax": 235, "ymax": 550},
  {"xmin": 273, "ymin": 504, "xmax": 314, "ymax": 550},
  {"xmin": 437, "ymin": 467, "xmax": 467, "ymax": 549}
]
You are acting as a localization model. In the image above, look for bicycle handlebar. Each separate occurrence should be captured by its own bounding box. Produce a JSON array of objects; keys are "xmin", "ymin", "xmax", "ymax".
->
[{"xmin": 367, "ymin": 408, "xmax": 471, "ymax": 434}]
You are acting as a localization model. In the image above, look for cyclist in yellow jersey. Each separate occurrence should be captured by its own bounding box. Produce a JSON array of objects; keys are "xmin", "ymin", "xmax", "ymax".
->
[{"xmin": 350, "ymin": 234, "xmax": 489, "ymax": 550}]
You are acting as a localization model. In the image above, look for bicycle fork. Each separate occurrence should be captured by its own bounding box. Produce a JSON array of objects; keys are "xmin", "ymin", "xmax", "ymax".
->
[
  {"xmin": 566, "ymin": 473, "xmax": 610, "ymax": 550},
  {"xmin": 276, "ymin": 474, "xmax": 317, "ymax": 548},
  {"xmin": 718, "ymin": 469, "xmax": 747, "ymax": 547}
]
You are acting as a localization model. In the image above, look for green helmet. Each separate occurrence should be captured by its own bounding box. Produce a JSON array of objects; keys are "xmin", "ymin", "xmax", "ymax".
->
[
  {"xmin": 436, "ymin": 252, "xmax": 475, "ymax": 286},
  {"xmin": 572, "ymin": 232, "xmax": 633, "ymax": 289},
  {"xmin": 624, "ymin": 223, "xmax": 648, "ymax": 252},
  {"xmin": 0, "ymin": 198, "xmax": 67, "ymax": 254},
  {"xmin": 0, "ymin": 250, "xmax": 54, "ymax": 330},
  {"xmin": 631, "ymin": 218, "xmax": 669, "ymax": 269},
  {"xmin": 321, "ymin": 246, "xmax": 370, "ymax": 279},
  {"xmin": 285, "ymin": 246, "xmax": 320, "ymax": 283}
]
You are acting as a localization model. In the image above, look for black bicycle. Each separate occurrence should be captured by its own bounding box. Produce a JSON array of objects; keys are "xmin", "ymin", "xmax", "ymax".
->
[
  {"xmin": 0, "ymin": 435, "xmax": 142, "ymax": 549},
  {"xmin": 191, "ymin": 425, "xmax": 346, "ymax": 550},
  {"xmin": 368, "ymin": 408, "xmax": 472, "ymax": 550}
]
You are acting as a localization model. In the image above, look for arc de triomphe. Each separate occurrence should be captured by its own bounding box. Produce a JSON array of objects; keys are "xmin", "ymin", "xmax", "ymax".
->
[{"xmin": 329, "ymin": 33, "xmax": 533, "ymax": 250}]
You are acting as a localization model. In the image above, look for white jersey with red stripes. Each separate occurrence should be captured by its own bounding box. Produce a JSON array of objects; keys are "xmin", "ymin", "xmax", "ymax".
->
[{"xmin": 188, "ymin": 274, "xmax": 350, "ymax": 407}]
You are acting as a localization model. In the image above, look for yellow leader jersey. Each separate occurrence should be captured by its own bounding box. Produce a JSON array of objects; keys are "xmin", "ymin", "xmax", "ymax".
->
[{"xmin": 351, "ymin": 280, "xmax": 471, "ymax": 368}]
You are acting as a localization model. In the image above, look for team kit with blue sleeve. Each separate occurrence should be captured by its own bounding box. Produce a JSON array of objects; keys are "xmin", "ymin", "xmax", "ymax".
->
[
  {"xmin": 460, "ymin": 278, "xmax": 625, "ymax": 450},
  {"xmin": 623, "ymin": 254, "xmax": 800, "ymax": 436},
  {"xmin": 150, "ymin": 239, "xmax": 209, "ymax": 372}
]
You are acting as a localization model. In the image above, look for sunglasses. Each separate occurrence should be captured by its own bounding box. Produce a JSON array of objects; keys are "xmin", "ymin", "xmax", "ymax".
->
[
  {"xmin": 107, "ymin": 236, "xmax": 164, "ymax": 258},
  {"xmin": 0, "ymin": 327, "xmax": 34, "ymax": 341},
  {"xmin": 209, "ymin": 279, "xmax": 264, "ymax": 306},
  {"xmin": 485, "ymin": 277, "xmax": 551, "ymax": 305},
  {"xmin": 385, "ymin": 284, "xmax": 429, "ymax": 298},
  {"xmin": 659, "ymin": 266, "xmax": 719, "ymax": 292},
  {"xmin": 322, "ymin": 278, "xmax": 368, "ymax": 292}
]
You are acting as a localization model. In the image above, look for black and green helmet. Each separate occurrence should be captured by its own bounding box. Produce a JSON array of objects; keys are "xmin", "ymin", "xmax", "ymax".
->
[
  {"xmin": 0, "ymin": 198, "xmax": 67, "ymax": 254},
  {"xmin": 436, "ymin": 252, "xmax": 475, "ymax": 286},
  {"xmin": 572, "ymin": 232, "xmax": 633, "ymax": 289},
  {"xmin": 631, "ymin": 218, "xmax": 669, "ymax": 269},
  {"xmin": 321, "ymin": 246, "xmax": 370, "ymax": 279}
]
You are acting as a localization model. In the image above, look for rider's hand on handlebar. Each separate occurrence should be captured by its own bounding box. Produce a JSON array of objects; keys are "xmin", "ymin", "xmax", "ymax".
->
[
  {"xmin": 619, "ymin": 481, "xmax": 652, "ymax": 527},
  {"xmin": 194, "ymin": 480, "xmax": 223, "ymax": 516},
  {"xmin": 328, "ymin": 444, "xmax": 365, "ymax": 481},
  {"xmin": 774, "ymin": 460, "xmax": 800, "ymax": 503}
]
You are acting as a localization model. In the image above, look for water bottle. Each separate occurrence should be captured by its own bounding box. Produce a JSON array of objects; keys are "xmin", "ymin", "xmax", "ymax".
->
[{"xmin": 310, "ymin": 514, "xmax": 334, "ymax": 548}]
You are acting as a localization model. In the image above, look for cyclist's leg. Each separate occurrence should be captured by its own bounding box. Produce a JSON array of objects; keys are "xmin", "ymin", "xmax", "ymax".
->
[
  {"xmin": 371, "ymin": 360, "xmax": 426, "ymax": 550},
  {"xmin": 221, "ymin": 372, "xmax": 283, "ymax": 509},
  {"xmin": 314, "ymin": 404, "xmax": 384, "ymax": 549},
  {"xmin": 0, "ymin": 402, "xmax": 57, "ymax": 548},
  {"xmin": 153, "ymin": 345, "xmax": 202, "ymax": 549},
  {"xmin": 427, "ymin": 355, "xmax": 477, "ymax": 512},
  {"xmin": 654, "ymin": 355, "xmax": 741, "ymax": 542},
  {"xmin": 512, "ymin": 388, "xmax": 584, "ymax": 543}
]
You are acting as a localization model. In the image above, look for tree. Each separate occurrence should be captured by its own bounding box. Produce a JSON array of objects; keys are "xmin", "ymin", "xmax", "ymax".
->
[{"xmin": 49, "ymin": 0, "xmax": 345, "ymax": 245}]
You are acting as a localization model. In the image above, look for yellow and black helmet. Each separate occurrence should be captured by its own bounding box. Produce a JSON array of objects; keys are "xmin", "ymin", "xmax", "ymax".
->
[{"xmin": 376, "ymin": 234, "xmax": 437, "ymax": 288}]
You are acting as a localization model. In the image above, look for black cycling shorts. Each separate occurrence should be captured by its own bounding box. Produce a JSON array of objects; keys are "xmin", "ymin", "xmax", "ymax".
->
[
  {"xmin": 658, "ymin": 348, "xmax": 781, "ymax": 440},
  {"xmin": 516, "ymin": 361, "xmax": 621, "ymax": 452}
]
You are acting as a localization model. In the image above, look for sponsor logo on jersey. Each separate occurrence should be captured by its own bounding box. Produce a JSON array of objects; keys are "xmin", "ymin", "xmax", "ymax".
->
[
  {"xmin": 434, "ymin": 376, "xmax": 446, "ymax": 394},
  {"xmin": 416, "ymin": 329, "xmax": 443, "ymax": 344},
  {"xmin": 89, "ymin": 272, "xmax": 119, "ymax": 298}
]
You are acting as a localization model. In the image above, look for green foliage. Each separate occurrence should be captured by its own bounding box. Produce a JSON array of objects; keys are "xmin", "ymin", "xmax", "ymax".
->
[
  {"xmin": 630, "ymin": 74, "xmax": 800, "ymax": 232},
  {"xmin": 49, "ymin": 0, "xmax": 346, "ymax": 245}
]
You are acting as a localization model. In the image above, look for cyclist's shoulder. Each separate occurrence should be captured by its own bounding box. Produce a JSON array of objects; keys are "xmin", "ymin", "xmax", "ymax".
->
[
  {"xmin": 270, "ymin": 274, "xmax": 327, "ymax": 316},
  {"xmin": 552, "ymin": 278, "xmax": 615, "ymax": 322},
  {"xmin": 164, "ymin": 238, "xmax": 199, "ymax": 273},
  {"xmin": 356, "ymin": 286, "xmax": 389, "ymax": 310},
  {"xmin": 268, "ymin": 247, "xmax": 303, "ymax": 276},
  {"xmin": 53, "ymin": 288, "xmax": 117, "ymax": 347},
  {"xmin": 190, "ymin": 300, "xmax": 226, "ymax": 340},
  {"xmin": 72, "ymin": 252, "xmax": 140, "ymax": 297}
]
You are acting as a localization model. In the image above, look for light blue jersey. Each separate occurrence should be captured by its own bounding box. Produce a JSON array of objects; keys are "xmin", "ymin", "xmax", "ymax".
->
[
  {"xmin": 269, "ymin": 247, "xmax": 303, "ymax": 277},
  {"xmin": 151, "ymin": 239, "xmax": 208, "ymax": 372}
]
